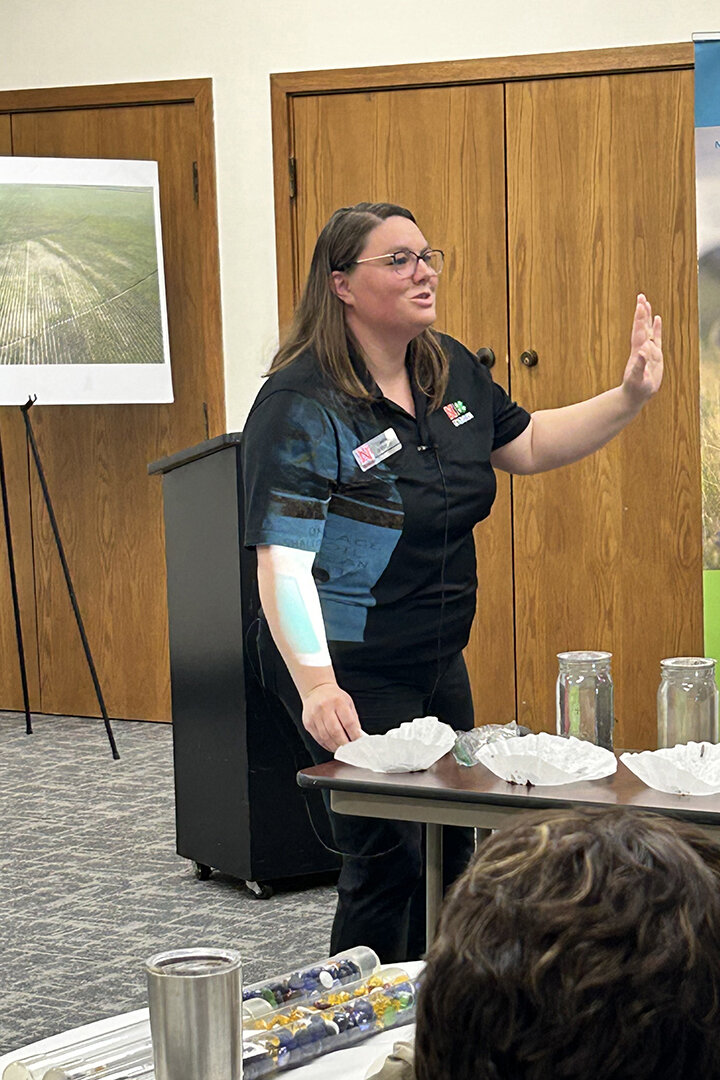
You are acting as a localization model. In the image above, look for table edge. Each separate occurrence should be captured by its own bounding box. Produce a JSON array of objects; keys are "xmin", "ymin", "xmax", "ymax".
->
[{"xmin": 296, "ymin": 766, "xmax": 720, "ymax": 826}]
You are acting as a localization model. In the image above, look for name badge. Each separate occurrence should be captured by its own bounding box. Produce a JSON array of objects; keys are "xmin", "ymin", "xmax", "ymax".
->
[{"xmin": 352, "ymin": 427, "xmax": 402, "ymax": 472}]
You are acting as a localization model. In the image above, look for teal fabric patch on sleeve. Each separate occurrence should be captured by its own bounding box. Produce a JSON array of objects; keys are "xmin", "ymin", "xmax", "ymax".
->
[{"xmin": 276, "ymin": 573, "xmax": 322, "ymax": 655}]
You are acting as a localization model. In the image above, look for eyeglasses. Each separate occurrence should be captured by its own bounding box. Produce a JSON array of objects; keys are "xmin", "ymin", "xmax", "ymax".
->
[{"xmin": 353, "ymin": 248, "xmax": 444, "ymax": 278}]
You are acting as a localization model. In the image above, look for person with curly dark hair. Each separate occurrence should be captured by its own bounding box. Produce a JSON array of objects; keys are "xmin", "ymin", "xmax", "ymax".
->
[{"xmin": 410, "ymin": 807, "xmax": 720, "ymax": 1080}]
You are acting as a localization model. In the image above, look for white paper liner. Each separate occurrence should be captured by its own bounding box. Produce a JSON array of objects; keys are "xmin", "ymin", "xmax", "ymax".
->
[
  {"xmin": 334, "ymin": 716, "xmax": 457, "ymax": 773},
  {"xmin": 620, "ymin": 742, "xmax": 720, "ymax": 795},
  {"xmin": 476, "ymin": 732, "xmax": 617, "ymax": 786}
]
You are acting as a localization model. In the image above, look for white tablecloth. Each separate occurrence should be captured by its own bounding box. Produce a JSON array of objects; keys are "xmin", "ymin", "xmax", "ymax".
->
[{"xmin": 0, "ymin": 962, "xmax": 422, "ymax": 1079}]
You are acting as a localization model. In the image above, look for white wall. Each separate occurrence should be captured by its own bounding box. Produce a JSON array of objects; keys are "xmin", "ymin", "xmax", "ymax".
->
[{"xmin": 1, "ymin": 0, "xmax": 717, "ymax": 425}]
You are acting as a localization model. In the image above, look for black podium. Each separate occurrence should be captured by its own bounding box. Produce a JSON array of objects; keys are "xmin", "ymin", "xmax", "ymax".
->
[{"xmin": 149, "ymin": 434, "xmax": 339, "ymax": 896}]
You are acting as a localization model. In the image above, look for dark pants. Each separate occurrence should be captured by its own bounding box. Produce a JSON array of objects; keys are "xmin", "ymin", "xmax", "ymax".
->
[{"xmin": 257, "ymin": 622, "xmax": 475, "ymax": 962}]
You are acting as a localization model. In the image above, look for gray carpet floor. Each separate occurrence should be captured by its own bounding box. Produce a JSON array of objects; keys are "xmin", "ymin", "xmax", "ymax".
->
[{"xmin": 1, "ymin": 712, "xmax": 336, "ymax": 1056}]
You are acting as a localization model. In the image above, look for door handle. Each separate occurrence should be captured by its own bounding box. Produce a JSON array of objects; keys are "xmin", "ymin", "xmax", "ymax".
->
[
  {"xmin": 519, "ymin": 349, "xmax": 538, "ymax": 367},
  {"xmin": 476, "ymin": 347, "xmax": 495, "ymax": 369}
]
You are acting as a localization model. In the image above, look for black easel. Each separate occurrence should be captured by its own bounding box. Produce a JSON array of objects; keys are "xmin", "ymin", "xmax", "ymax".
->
[{"xmin": 0, "ymin": 396, "xmax": 119, "ymax": 759}]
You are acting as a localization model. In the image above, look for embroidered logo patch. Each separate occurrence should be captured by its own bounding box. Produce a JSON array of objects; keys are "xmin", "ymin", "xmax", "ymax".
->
[{"xmin": 443, "ymin": 400, "xmax": 474, "ymax": 427}]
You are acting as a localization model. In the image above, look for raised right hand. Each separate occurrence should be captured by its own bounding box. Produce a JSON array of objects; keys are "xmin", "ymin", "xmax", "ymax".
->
[{"xmin": 302, "ymin": 682, "xmax": 363, "ymax": 752}]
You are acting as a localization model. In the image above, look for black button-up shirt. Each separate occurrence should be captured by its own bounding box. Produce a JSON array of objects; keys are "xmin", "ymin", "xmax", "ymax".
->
[{"xmin": 243, "ymin": 333, "xmax": 530, "ymax": 668}]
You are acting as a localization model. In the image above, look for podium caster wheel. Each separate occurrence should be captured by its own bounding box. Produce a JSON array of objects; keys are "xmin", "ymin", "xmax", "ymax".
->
[
  {"xmin": 194, "ymin": 862, "xmax": 212, "ymax": 880},
  {"xmin": 246, "ymin": 879, "xmax": 273, "ymax": 899}
]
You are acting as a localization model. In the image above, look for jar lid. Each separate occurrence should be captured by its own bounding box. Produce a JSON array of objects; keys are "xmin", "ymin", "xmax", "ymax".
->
[
  {"xmin": 660, "ymin": 656, "xmax": 716, "ymax": 670},
  {"xmin": 557, "ymin": 651, "xmax": 612, "ymax": 662}
]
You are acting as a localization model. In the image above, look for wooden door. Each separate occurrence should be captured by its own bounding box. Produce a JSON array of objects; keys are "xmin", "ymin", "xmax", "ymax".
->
[
  {"xmin": 2, "ymin": 83, "xmax": 224, "ymax": 721},
  {"xmin": 507, "ymin": 69, "xmax": 702, "ymax": 748},
  {"xmin": 291, "ymin": 85, "xmax": 517, "ymax": 726}
]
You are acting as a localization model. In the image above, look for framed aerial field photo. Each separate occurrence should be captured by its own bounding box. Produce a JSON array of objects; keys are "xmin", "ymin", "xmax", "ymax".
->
[{"xmin": 0, "ymin": 156, "xmax": 172, "ymax": 404}]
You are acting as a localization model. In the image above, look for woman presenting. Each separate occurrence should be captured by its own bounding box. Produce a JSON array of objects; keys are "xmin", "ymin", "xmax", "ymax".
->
[{"xmin": 242, "ymin": 202, "xmax": 663, "ymax": 961}]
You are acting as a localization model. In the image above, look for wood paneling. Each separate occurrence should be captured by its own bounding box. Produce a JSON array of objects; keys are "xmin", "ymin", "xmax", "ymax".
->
[
  {"xmin": 271, "ymin": 77, "xmax": 295, "ymax": 335},
  {"xmin": 0, "ymin": 114, "xmax": 10, "ymax": 153},
  {"xmin": 4, "ymin": 84, "xmax": 224, "ymax": 720},
  {"xmin": 507, "ymin": 69, "xmax": 701, "ymax": 746},
  {"xmin": 0, "ymin": 79, "xmax": 207, "ymax": 112},
  {"xmin": 292, "ymin": 84, "xmax": 516, "ymax": 725},
  {"xmin": 272, "ymin": 42, "xmax": 692, "ymax": 96},
  {"xmin": 272, "ymin": 45, "xmax": 693, "ymax": 334}
]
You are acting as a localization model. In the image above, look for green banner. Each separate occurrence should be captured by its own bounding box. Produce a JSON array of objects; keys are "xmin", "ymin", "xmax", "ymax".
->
[{"xmin": 696, "ymin": 37, "xmax": 720, "ymax": 674}]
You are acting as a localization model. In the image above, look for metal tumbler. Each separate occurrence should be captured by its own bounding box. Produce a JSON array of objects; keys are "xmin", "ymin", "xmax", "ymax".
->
[{"xmin": 145, "ymin": 947, "xmax": 243, "ymax": 1080}]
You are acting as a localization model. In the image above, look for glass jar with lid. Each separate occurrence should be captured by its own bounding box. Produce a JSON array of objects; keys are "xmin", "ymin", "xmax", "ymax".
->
[
  {"xmin": 657, "ymin": 657, "xmax": 718, "ymax": 748},
  {"xmin": 556, "ymin": 651, "xmax": 614, "ymax": 750}
]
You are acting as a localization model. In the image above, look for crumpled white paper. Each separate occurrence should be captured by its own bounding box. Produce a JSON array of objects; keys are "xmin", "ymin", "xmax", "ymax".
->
[
  {"xmin": 620, "ymin": 742, "xmax": 720, "ymax": 795},
  {"xmin": 476, "ymin": 732, "xmax": 617, "ymax": 786},
  {"xmin": 334, "ymin": 716, "xmax": 457, "ymax": 773}
]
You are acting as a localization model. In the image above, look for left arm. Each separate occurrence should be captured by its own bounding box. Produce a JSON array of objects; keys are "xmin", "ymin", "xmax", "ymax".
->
[{"xmin": 491, "ymin": 294, "xmax": 663, "ymax": 475}]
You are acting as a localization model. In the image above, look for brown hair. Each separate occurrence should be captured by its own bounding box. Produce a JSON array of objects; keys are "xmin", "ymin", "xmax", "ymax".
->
[
  {"xmin": 268, "ymin": 202, "xmax": 449, "ymax": 409},
  {"xmin": 415, "ymin": 807, "xmax": 720, "ymax": 1080}
]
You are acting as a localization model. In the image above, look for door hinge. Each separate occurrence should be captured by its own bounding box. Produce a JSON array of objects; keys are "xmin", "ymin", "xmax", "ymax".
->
[
  {"xmin": 192, "ymin": 161, "xmax": 199, "ymax": 205},
  {"xmin": 288, "ymin": 157, "xmax": 297, "ymax": 200}
]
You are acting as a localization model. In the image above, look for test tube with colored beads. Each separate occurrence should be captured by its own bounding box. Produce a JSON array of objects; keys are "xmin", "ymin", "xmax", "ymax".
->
[
  {"xmin": 241, "ymin": 946, "xmax": 379, "ymax": 1016},
  {"xmin": 242, "ymin": 977, "xmax": 417, "ymax": 1078},
  {"xmin": 244, "ymin": 966, "xmax": 411, "ymax": 1031}
]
